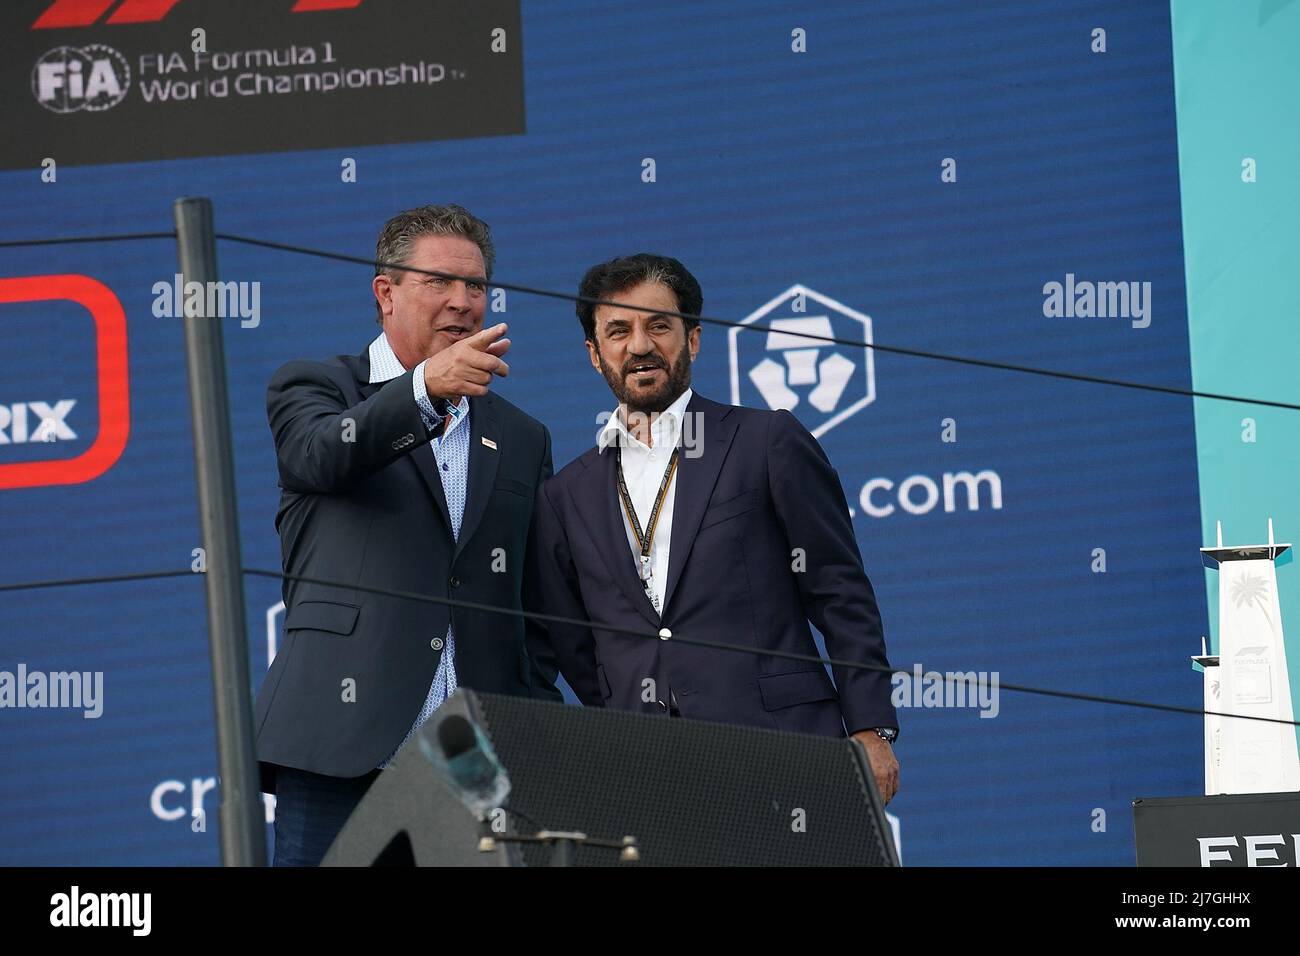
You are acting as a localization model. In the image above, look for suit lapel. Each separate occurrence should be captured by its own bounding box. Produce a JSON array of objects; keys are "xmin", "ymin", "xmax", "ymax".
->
[
  {"xmin": 356, "ymin": 351, "xmax": 452, "ymax": 537},
  {"xmin": 572, "ymin": 444, "xmax": 662, "ymax": 629},
  {"xmin": 661, "ymin": 394, "xmax": 738, "ymax": 614},
  {"xmin": 410, "ymin": 441, "xmax": 453, "ymax": 535},
  {"xmin": 454, "ymin": 394, "xmax": 501, "ymax": 560}
]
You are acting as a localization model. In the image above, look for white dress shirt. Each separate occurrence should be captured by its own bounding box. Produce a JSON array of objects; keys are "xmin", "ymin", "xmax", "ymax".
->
[{"xmin": 597, "ymin": 387, "xmax": 693, "ymax": 617}]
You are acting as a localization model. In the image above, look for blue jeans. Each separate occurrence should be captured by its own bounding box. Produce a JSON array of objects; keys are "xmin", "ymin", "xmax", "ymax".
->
[{"xmin": 272, "ymin": 765, "xmax": 381, "ymax": 867}]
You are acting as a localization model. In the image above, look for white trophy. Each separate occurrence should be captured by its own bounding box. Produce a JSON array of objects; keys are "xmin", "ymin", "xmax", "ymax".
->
[{"xmin": 1198, "ymin": 519, "xmax": 1300, "ymax": 794}]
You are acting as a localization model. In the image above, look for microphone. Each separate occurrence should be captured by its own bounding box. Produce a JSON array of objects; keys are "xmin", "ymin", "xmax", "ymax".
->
[{"xmin": 418, "ymin": 712, "xmax": 511, "ymax": 821}]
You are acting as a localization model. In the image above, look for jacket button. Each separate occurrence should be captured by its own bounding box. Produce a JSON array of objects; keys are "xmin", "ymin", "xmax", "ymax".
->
[
  {"xmin": 449, "ymin": 576, "xmax": 461, "ymax": 588},
  {"xmin": 430, "ymin": 637, "xmax": 444, "ymax": 651}
]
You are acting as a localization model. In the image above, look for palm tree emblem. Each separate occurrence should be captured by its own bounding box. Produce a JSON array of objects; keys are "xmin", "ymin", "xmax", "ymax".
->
[
  {"xmin": 1228, "ymin": 571, "xmax": 1279, "ymax": 642},
  {"xmin": 1230, "ymin": 573, "xmax": 1270, "ymax": 612}
]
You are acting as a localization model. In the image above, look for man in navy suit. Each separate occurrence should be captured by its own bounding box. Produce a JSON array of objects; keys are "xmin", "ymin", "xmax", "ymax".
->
[
  {"xmin": 526, "ymin": 253, "xmax": 899, "ymax": 803},
  {"xmin": 256, "ymin": 205, "xmax": 560, "ymax": 865}
]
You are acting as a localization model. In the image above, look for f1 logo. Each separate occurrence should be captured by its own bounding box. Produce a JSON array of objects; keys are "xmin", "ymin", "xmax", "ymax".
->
[
  {"xmin": 0, "ymin": 275, "xmax": 129, "ymax": 489},
  {"xmin": 33, "ymin": 0, "xmax": 365, "ymax": 29}
]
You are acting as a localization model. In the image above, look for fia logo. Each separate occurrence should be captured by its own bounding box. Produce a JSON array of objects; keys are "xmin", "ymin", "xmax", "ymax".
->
[
  {"xmin": 32, "ymin": 45, "xmax": 131, "ymax": 113},
  {"xmin": 728, "ymin": 285, "xmax": 876, "ymax": 439}
]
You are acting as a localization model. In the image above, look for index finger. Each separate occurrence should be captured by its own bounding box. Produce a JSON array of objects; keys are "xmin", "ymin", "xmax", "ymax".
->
[{"xmin": 463, "ymin": 323, "xmax": 508, "ymax": 349}]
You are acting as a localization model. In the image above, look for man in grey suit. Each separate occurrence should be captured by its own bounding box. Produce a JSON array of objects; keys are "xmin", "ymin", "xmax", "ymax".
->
[{"xmin": 255, "ymin": 204, "xmax": 560, "ymax": 866}]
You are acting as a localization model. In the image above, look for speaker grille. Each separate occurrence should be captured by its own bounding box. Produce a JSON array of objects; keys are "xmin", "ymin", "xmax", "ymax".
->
[{"xmin": 474, "ymin": 693, "xmax": 894, "ymax": 866}]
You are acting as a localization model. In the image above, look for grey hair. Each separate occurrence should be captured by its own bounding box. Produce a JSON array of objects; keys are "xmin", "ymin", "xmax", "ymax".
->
[{"xmin": 373, "ymin": 204, "xmax": 495, "ymax": 322}]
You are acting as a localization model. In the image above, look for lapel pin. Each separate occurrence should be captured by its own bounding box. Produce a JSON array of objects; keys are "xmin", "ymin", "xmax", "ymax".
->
[{"xmin": 481, "ymin": 437, "xmax": 498, "ymax": 450}]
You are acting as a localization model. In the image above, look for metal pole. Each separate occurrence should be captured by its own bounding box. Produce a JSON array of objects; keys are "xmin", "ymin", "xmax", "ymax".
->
[{"xmin": 175, "ymin": 197, "xmax": 266, "ymax": 867}]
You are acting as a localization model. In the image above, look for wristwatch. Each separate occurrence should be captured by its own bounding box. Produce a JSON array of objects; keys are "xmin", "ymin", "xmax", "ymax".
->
[{"xmin": 871, "ymin": 727, "xmax": 898, "ymax": 744}]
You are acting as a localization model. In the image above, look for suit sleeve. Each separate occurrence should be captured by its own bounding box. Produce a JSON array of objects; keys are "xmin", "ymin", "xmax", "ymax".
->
[
  {"xmin": 522, "ymin": 426, "xmax": 565, "ymax": 702},
  {"xmin": 523, "ymin": 476, "xmax": 603, "ymax": 707},
  {"xmin": 766, "ymin": 410, "xmax": 899, "ymax": 737},
  {"xmin": 267, "ymin": 360, "xmax": 429, "ymax": 494}
]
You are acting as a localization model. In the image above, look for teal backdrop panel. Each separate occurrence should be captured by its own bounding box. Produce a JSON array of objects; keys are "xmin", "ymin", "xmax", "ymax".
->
[{"xmin": 1171, "ymin": 0, "xmax": 1300, "ymax": 756}]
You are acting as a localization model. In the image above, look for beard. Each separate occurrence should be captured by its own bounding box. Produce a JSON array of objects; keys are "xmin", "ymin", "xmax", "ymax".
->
[{"xmin": 598, "ymin": 344, "xmax": 693, "ymax": 415}]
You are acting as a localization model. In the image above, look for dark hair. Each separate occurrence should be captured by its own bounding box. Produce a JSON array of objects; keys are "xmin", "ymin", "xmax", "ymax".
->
[
  {"xmin": 374, "ymin": 204, "xmax": 494, "ymax": 323},
  {"xmin": 576, "ymin": 253, "xmax": 703, "ymax": 342}
]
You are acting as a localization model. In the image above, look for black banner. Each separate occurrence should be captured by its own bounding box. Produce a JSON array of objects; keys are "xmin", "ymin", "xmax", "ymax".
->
[
  {"xmin": 1134, "ymin": 792, "xmax": 1300, "ymax": 866},
  {"xmin": 3, "ymin": 0, "xmax": 525, "ymax": 169}
]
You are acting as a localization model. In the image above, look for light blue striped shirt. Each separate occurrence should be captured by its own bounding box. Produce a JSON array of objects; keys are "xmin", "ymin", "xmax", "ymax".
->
[{"xmin": 368, "ymin": 332, "xmax": 471, "ymax": 768}]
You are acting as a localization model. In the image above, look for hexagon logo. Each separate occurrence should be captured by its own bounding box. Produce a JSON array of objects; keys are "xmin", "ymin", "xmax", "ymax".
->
[{"xmin": 727, "ymin": 284, "xmax": 875, "ymax": 438}]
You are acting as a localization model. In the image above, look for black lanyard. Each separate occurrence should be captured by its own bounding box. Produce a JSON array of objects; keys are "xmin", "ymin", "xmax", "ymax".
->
[{"xmin": 615, "ymin": 445, "xmax": 680, "ymax": 597}]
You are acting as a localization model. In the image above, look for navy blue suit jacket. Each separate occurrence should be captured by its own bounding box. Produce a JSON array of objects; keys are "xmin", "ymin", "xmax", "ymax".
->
[
  {"xmin": 526, "ymin": 392, "xmax": 897, "ymax": 738},
  {"xmin": 255, "ymin": 346, "xmax": 561, "ymax": 792}
]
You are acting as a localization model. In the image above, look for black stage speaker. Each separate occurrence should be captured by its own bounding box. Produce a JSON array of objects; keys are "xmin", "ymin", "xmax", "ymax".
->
[{"xmin": 323, "ymin": 688, "xmax": 899, "ymax": 866}]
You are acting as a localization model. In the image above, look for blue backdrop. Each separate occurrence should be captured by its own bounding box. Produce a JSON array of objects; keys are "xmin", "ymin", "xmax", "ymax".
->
[{"xmin": 0, "ymin": 0, "xmax": 1205, "ymax": 865}]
